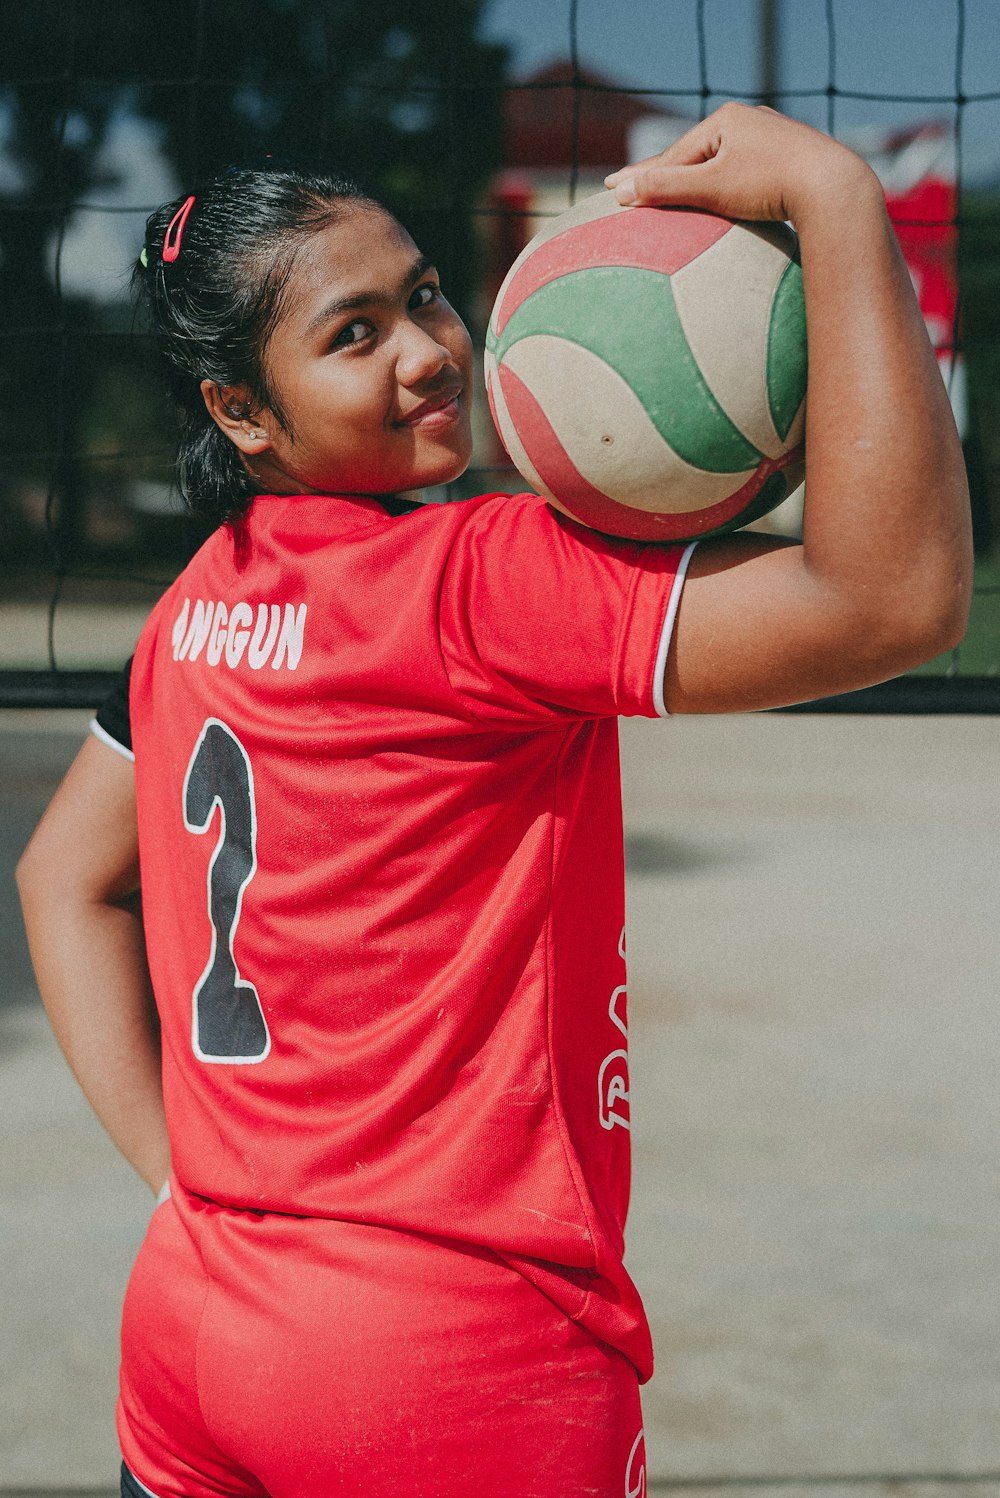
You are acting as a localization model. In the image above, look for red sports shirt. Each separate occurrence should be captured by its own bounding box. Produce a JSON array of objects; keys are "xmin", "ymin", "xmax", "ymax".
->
[{"xmin": 126, "ymin": 490, "xmax": 695, "ymax": 1381}]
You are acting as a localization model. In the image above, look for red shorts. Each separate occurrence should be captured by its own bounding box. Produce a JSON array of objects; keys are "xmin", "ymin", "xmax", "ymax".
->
[{"xmin": 118, "ymin": 1180, "xmax": 646, "ymax": 1497}]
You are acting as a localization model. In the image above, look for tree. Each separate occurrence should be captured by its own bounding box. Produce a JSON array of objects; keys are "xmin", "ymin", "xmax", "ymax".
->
[{"xmin": 0, "ymin": 0, "xmax": 508, "ymax": 573}]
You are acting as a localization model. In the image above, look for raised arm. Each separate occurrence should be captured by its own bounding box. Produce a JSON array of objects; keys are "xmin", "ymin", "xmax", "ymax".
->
[
  {"xmin": 16, "ymin": 735, "xmax": 170, "ymax": 1195},
  {"xmin": 606, "ymin": 104, "xmax": 972, "ymax": 712}
]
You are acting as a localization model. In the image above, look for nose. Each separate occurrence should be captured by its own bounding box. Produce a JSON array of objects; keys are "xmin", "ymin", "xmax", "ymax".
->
[{"xmin": 395, "ymin": 319, "xmax": 453, "ymax": 388}]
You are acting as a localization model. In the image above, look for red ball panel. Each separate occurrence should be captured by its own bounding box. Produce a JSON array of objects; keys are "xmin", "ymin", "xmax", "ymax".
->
[
  {"xmin": 493, "ymin": 208, "xmax": 732, "ymax": 338},
  {"xmin": 498, "ymin": 362, "xmax": 802, "ymax": 543}
]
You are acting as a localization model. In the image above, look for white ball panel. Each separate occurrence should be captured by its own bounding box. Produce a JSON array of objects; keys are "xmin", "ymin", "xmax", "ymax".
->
[
  {"xmin": 670, "ymin": 222, "xmax": 799, "ymax": 459},
  {"xmin": 484, "ymin": 349, "xmax": 555, "ymax": 504},
  {"xmin": 782, "ymin": 396, "xmax": 807, "ymax": 451},
  {"xmin": 503, "ymin": 335, "xmax": 756, "ymax": 516}
]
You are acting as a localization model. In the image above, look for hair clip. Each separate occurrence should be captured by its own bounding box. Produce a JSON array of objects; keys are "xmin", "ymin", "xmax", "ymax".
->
[
  {"xmin": 139, "ymin": 247, "xmax": 149, "ymax": 268},
  {"xmin": 162, "ymin": 195, "xmax": 196, "ymax": 264}
]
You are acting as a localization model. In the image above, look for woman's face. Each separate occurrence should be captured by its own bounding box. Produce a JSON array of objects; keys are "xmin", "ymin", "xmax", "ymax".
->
[{"xmin": 240, "ymin": 205, "xmax": 474, "ymax": 496}]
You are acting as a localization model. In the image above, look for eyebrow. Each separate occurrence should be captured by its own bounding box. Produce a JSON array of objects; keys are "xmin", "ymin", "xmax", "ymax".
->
[{"xmin": 305, "ymin": 254, "xmax": 436, "ymax": 335}]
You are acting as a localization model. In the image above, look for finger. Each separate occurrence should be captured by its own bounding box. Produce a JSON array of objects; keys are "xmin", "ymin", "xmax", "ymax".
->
[
  {"xmin": 604, "ymin": 136, "xmax": 712, "ymax": 186},
  {"xmin": 601, "ymin": 127, "xmax": 727, "ymax": 197},
  {"xmin": 611, "ymin": 158, "xmax": 724, "ymax": 210},
  {"xmin": 604, "ymin": 152, "xmax": 675, "ymax": 188},
  {"xmin": 659, "ymin": 115, "xmax": 726, "ymax": 169},
  {"xmin": 605, "ymin": 116, "xmax": 725, "ymax": 190}
]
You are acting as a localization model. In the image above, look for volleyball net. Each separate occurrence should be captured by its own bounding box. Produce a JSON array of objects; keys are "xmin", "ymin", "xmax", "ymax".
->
[{"xmin": 1, "ymin": 0, "xmax": 998, "ymax": 710}]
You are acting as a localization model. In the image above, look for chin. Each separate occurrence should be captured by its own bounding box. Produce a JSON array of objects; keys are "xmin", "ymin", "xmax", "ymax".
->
[{"xmin": 410, "ymin": 444, "xmax": 473, "ymax": 492}]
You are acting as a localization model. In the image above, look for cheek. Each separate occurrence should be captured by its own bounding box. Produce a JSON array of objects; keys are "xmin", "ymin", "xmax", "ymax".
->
[
  {"xmin": 447, "ymin": 316, "xmax": 474, "ymax": 369},
  {"xmin": 429, "ymin": 301, "xmax": 472, "ymax": 366},
  {"xmin": 297, "ymin": 364, "xmax": 390, "ymax": 441}
]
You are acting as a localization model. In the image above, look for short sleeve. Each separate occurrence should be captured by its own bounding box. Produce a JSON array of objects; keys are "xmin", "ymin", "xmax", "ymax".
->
[
  {"xmin": 90, "ymin": 657, "xmax": 134, "ymax": 759},
  {"xmin": 438, "ymin": 494, "xmax": 696, "ymax": 724}
]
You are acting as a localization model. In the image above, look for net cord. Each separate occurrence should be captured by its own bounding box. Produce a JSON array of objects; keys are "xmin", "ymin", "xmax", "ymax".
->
[{"xmin": 1, "ymin": 0, "xmax": 993, "ymax": 708}]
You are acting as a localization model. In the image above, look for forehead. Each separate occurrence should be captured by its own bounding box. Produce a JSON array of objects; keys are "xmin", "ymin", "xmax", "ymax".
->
[{"xmin": 279, "ymin": 206, "xmax": 421, "ymax": 323}]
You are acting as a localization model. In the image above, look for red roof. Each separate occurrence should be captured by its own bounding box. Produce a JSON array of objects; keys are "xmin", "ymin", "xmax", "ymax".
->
[{"xmin": 504, "ymin": 61, "xmax": 688, "ymax": 170}]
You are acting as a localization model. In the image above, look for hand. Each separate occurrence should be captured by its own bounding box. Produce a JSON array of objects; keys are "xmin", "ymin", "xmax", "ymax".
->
[{"xmin": 605, "ymin": 102, "xmax": 877, "ymax": 226}]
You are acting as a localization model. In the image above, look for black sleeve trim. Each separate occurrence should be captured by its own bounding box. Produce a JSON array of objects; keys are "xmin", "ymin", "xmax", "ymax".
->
[
  {"xmin": 377, "ymin": 495, "xmax": 424, "ymax": 517},
  {"xmin": 93, "ymin": 656, "xmax": 133, "ymax": 755}
]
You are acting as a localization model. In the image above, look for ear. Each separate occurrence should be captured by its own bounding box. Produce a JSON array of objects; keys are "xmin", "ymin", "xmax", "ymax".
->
[{"xmin": 200, "ymin": 380, "xmax": 273, "ymax": 455}]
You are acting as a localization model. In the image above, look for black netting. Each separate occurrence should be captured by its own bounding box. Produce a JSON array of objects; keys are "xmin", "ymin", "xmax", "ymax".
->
[{"xmin": 1, "ymin": 0, "xmax": 998, "ymax": 708}]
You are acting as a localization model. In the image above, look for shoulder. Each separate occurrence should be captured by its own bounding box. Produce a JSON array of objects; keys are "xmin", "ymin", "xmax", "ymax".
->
[
  {"xmin": 443, "ymin": 490, "xmax": 587, "ymax": 549},
  {"xmin": 427, "ymin": 490, "xmax": 547, "ymax": 531},
  {"xmin": 131, "ymin": 525, "xmax": 226, "ymax": 668},
  {"xmin": 443, "ymin": 489, "xmax": 661, "ymax": 566}
]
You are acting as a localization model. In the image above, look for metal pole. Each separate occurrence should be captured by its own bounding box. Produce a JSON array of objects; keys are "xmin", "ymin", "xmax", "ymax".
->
[{"xmin": 760, "ymin": 0, "xmax": 779, "ymax": 110}]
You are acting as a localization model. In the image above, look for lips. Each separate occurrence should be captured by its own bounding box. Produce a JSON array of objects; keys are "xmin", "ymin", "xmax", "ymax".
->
[{"xmin": 396, "ymin": 381, "xmax": 464, "ymax": 427}]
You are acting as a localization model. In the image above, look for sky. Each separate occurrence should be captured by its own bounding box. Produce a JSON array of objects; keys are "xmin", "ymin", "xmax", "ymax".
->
[
  {"xmin": 481, "ymin": 0, "xmax": 1000, "ymax": 183},
  {"xmin": 50, "ymin": 0, "xmax": 1000, "ymax": 302}
]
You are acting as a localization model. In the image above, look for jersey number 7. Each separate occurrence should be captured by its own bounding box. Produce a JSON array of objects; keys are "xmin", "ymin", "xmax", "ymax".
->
[{"xmin": 183, "ymin": 718, "xmax": 271, "ymax": 1064}]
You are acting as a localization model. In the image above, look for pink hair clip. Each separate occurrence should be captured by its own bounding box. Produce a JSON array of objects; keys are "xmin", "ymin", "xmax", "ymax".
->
[{"xmin": 162, "ymin": 195, "xmax": 196, "ymax": 264}]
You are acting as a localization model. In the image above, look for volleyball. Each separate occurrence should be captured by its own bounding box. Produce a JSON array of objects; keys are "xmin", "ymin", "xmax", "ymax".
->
[{"xmin": 485, "ymin": 190, "xmax": 807, "ymax": 544}]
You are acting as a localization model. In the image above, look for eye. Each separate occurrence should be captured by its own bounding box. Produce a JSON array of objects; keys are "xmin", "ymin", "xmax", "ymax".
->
[
  {"xmin": 410, "ymin": 282, "xmax": 439, "ymax": 311},
  {"xmin": 330, "ymin": 318, "xmax": 373, "ymax": 350}
]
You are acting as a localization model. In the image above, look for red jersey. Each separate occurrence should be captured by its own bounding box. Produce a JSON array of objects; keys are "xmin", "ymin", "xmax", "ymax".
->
[{"xmin": 128, "ymin": 490, "xmax": 694, "ymax": 1381}]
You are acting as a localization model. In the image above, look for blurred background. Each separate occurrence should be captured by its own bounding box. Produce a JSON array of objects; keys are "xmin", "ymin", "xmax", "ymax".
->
[
  {"xmin": 2, "ymin": 5, "xmax": 999, "ymax": 1495},
  {"xmin": 0, "ymin": 0, "xmax": 998, "ymax": 687}
]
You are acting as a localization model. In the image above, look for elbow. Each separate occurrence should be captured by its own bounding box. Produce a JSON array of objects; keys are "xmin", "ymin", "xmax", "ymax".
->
[
  {"xmin": 896, "ymin": 609, "xmax": 967, "ymax": 675},
  {"xmin": 16, "ymin": 823, "xmax": 83, "ymax": 914},
  {"xmin": 905, "ymin": 541, "xmax": 975, "ymax": 664},
  {"xmin": 880, "ymin": 500, "xmax": 975, "ymax": 670},
  {"xmin": 870, "ymin": 464, "xmax": 976, "ymax": 670},
  {"xmin": 918, "ymin": 476, "xmax": 976, "ymax": 656},
  {"xmin": 15, "ymin": 840, "xmax": 37, "ymax": 900},
  {"xmin": 925, "ymin": 587, "xmax": 972, "ymax": 658},
  {"xmin": 18, "ymin": 820, "xmax": 140, "ymax": 915},
  {"xmin": 15, "ymin": 834, "xmax": 52, "ymax": 916},
  {"xmin": 860, "ymin": 565, "xmax": 973, "ymax": 678}
]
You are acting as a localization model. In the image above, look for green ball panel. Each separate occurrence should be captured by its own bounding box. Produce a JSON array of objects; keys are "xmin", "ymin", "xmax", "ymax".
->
[
  {"xmin": 766, "ymin": 256, "xmax": 808, "ymax": 442},
  {"xmin": 492, "ymin": 267, "xmax": 764, "ymax": 476}
]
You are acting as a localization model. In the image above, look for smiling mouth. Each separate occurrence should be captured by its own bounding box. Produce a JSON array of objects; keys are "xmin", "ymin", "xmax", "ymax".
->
[{"xmin": 397, "ymin": 385, "xmax": 464, "ymax": 427}]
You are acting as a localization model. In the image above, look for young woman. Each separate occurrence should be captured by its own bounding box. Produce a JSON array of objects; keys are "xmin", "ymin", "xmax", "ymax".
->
[{"xmin": 17, "ymin": 104, "xmax": 971, "ymax": 1498}]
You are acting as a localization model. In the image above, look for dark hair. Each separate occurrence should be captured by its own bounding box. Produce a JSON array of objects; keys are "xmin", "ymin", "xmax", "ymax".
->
[{"xmin": 134, "ymin": 162, "xmax": 387, "ymax": 527}]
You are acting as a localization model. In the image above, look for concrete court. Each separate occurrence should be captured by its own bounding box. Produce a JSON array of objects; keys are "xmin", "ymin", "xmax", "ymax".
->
[{"xmin": 0, "ymin": 708, "xmax": 998, "ymax": 1496}]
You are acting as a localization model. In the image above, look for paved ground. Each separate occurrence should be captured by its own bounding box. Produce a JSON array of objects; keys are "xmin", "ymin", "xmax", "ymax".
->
[{"xmin": 1, "ymin": 709, "xmax": 998, "ymax": 1495}]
